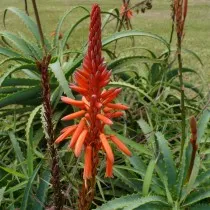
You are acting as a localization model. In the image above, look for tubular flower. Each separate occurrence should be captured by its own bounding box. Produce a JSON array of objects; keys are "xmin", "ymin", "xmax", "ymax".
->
[
  {"xmin": 120, "ymin": 3, "xmax": 133, "ymax": 19},
  {"xmin": 55, "ymin": 4, "xmax": 131, "ymax": 180}
]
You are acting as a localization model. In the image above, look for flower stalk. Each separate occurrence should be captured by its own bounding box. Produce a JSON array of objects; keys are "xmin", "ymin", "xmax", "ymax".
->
[
  {"xmin": 32, "ymin": 0, "xmax": 63, "ymax": 209},
  {"xmin": 186, "ymin": 116, "xmax": 198, "ymax": 183},
  {"xmin": 36, "ymin": 56, "xmax": 63, "ymax": 210},
  {"xmin": 55, "ymin": 4, "xmax": 131, "ymax": 210},
  {"xmin": 174, "ymin": 0, "xmax": 188, "ymax": 160}
]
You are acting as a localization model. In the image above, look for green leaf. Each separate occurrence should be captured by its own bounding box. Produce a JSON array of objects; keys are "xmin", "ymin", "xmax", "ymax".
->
[
  {"xmin": 181, "ymin": 155, "xmax": 201, "ymax": 202},
  {"xmin": 4, "ymin": 7, "xmax": 40, "ymax": 42},
  {"xmin": 0, "ymin": 86, "xmax": 41, "ymax": 108},
  {"xmin": 182, "ymin": 190, "xmax": 210, "ymax": 207},
  {"xmin": 197, "ymin": 109, "xmax": 210, "ymax": 143},
  {"xmin": 0, "ymin": 57, "xmax": 33, "ymax": 66},
  {"xmin": 94, "ymin": 194, "xmax": 168, "ymax": 210},
  {"xmin": 137, "ymin": 118, "xmax": 155, "ymax": 149},
  {"xmin": 53, "ymin": 6, "xmax": 89, "ymax": 47},
  {"xmin": 8, "ymin": 132, "xmax": 27, "ymax": 176},
  {"xmin": 5, "ymin": 181, "xmax": 28, "ymax": 194},
  {"xmin": 114, "ymin": 166, "xmax": 142, "ymax": 192},
  {"xmin": 0, "ymin": 32, "xmax": 40, "ymax": 58},
  {"xmin": 142, "ymin": 159, "xmax": 156, "ymax": 196},
  {"xmin": 0, "ymin": 166, "xmax": 27, "ymax": 179},
  {"xmin": 182, "ymin": 48, "xmax": 203, "ymax": 66},
  {"xmin": 108, "ymin": 56, "xmax": 163, "ymax": 75},
  {"xmin": 191, "ymin": 204, "xmax": 210, "ymax": 210},
  {"xmin": 25, "ymin": 106, "xmax": 41, "ymax": 176},
  {"xmin": 0, "ymin": 47, "xmax": 22, "ymax": 57},
  {"xmin": 129, "ymin": 155, "xmax": 147, "ymax": 175},
  {"xmin": 61, "ymin": 14, "xmax": 89, "ymax": 50},
  {"xmin": 176, "ymin": 141, "xmax": 190, "ymax": 199},
  {"xmin": 2, "ymin": 78, "xmax": 40, "ymax": 87},
  {"xmin": 155, "ymin": 132, "xmax": 176, "ymax": 190},
  {"xmin": 167, "ymin": 67, "xmax": 200, "ymax": 81},
  {"xmin": 32, "ymin": 169, "xmax": 51, "ymax": 210},
  {"xmin": 109, "ymin": 81, "xmax": 154, "ymax": 105},
  {"xmin": 20, "ymin": 161, "xmax": 42, "ymax": 210},
  {"xmin": 26, "ymin": 105, "xmax": 41, "ymax": 145},
  {"xmin": 102, "ymin": 30, "xmax": 170, "ymax": 51},
  {"xmin": 49, "ymin": 60, "xmax": 73, "ymax": 98},
  {"xmin": 0, "ymin": 64, "xmax": 37, "ymax": 86},
  {"xmin": 193, "ymin": 170, "xmax": 210, "ymax": 188},
  {"xmin": 0, "ymin": 187, "xmax": 6, "ymax": 206}
]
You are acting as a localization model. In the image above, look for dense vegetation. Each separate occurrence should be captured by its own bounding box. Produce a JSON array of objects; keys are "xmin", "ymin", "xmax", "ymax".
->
[{"xmin": 0, "ymin": 0, "xmax": 209, "ymax": 210}]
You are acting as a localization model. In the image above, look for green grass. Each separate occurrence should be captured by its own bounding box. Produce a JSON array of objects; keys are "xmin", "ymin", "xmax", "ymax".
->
[{"xmin": 0, "ymin": 0, "xmax": 210, "ymax": 84}]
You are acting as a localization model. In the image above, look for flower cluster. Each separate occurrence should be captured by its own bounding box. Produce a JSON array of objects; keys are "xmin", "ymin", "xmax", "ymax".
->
[
  {"xmin": 174, "ymin": 0, "xmax": 188, "ymax": 38},
  {"xmin": 120, "ymin": 2, "xmax": 133, "ymax": 20},
  {"xmin": 55, "ymin": 4, "xmax": 131, "ymax": 180}
]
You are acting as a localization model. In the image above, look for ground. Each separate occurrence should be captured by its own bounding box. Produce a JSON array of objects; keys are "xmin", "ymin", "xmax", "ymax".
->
[{"xmin": 0, "ymin": 0, "xmax": 210, "ymax": 85}]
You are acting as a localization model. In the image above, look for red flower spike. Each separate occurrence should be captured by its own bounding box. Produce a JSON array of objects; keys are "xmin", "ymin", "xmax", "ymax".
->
[{"xmin": 56, "ymin": 4, "xmax": 131, "ymax": 182}]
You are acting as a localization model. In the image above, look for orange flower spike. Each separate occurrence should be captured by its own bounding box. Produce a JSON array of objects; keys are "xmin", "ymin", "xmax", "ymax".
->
[
  {"xmin": 105, "ymin": 157, "xmax": 114, "ymax": 177},
  {"xmin": 83, "ymin": 146, "xmax": 92, "ymax": 179},
  {"xmin": 61, "ymin": 110, "xmax": 86, "ymax": 121},
  {"xmin": 110, "ymin": 135, "xmax": 132, "ymax": 156},
  {"xmin": 100, "ymin": 133, "xmax": 114, "ymax": 163},
  {"xmin": 68, "ymin": 118, "xmax": 86, "ymax": 149},
  {"xmin": 74, "ymin": 129, "xmax": 88, "ymax": 157},
  {"xmin": 56, "ymin": 4, "xmax": 131, "ymax": 183},
  {"xmin": 55, "ymin": 125, "xmax": 77, "ymax": 144}
]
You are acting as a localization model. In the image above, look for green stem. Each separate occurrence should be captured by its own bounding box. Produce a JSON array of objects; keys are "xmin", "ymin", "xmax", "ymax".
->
[
  {"xmin": 31, "ymin": 0, "xmax": 47, "ymax": 55},
  {"xmin": 24, "ymin": 0, "xmax": 29, "ymax": 16},
  {"xmin": 177, "ymin": 36, "xmax": 186, "ymax": 161}
]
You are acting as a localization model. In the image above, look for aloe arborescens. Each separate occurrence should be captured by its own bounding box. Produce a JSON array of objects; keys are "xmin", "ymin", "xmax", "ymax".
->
[{"xmin": 55, "ymin": 4, "xmax": 131, "ymax": 209}]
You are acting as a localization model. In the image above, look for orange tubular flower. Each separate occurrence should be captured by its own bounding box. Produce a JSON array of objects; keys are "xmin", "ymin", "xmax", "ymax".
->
[
  {"xmin": 120, "ymin": 3, "xmax": 133, "ymax": 19},
  {"xmin": 55, "ymin": 4, "xmax": 131, "ymax": 180}
]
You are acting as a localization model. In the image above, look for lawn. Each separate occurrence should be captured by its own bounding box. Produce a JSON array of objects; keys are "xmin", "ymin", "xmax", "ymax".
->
[{"xmin": 0, "ymin": 0, "xmax": 210, "ymax": 83}]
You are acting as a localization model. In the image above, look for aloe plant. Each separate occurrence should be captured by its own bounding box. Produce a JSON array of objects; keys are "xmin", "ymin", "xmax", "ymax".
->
[{"xmin": 94, "ymin": 110, "xmax": 210, "ymax": 210}]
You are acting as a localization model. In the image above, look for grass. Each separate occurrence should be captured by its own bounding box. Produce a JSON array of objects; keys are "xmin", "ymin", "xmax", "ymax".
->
[{"xmin": 0, "ymin": 0, "xmax": 210, "ymax": 84}]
